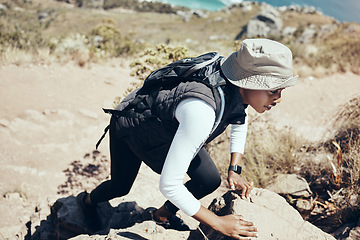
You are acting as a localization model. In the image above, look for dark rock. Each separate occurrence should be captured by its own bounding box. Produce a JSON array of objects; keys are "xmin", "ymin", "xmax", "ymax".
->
[{"xmin": 32, "ymin": 196, "xmax": 145, "ymax": 240}]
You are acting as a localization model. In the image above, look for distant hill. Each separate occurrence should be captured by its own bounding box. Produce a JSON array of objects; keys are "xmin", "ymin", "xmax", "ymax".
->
[{"xmin": 0, "ymin": 0, "xmax": 359, "ymax": 76}]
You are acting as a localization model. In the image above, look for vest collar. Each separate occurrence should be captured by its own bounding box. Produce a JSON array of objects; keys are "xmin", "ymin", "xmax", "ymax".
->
[{"xmin": 225, "ymin": 83, "xmax": 248, "ymax": 125}]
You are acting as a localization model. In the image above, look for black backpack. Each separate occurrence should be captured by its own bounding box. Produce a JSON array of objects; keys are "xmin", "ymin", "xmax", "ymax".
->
[{"xmin": 96, "ymin": 52, "xmax": 226, "ymax": 149}]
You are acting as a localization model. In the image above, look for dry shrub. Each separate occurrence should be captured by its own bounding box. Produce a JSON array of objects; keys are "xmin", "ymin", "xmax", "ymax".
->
[
  {"xmin": 287, "ymin": 23, "xmax": 360, "ymax": 76},
  {"xmin": 324, "ymin": 94, "xmax": 360, "ymax": 191},
  {"xmin": 346, "ymin": 137, "xmax": 360, "ymax": 189},
  {"xmin": 241, "ymin": 116, "xmax": 305, "ymax": 187},
  {"xmin": 299, "ymin": 95, "xmax": 360, "ymax": 197},
  {"xmin": 206, "ymin": 114, "xmax": 306, "ymax": 188},
  {"xmin": 328, "ymin": 94, "xmax": 360, "ymax": 145},
  {"xmin": 315, "ymin": 24, "xmax": 360, "ymax": 74},
  {"xmin": 291, "ymin": 95, "xmax": 360, "ymax": 234}
]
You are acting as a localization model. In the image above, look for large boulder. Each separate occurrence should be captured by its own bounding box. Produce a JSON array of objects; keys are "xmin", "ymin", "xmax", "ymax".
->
[
  {"xmin": 191, "ymin": 188, "xmax": 336, "ymax": 240},
  {"xmin": 237, "ymin": 4, "xmax": 282, "ymax": 39}
]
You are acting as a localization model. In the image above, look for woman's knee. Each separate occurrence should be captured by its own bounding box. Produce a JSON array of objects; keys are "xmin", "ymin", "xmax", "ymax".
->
[
  {"xmin": 111, "ymin": 181, "xmax": 132, "ymax": 197},
  {"xmin": 206, "ymin": 173, "xmax": 221, "ymax": 192},
  {"xmin": 189, "ymin": 173, "xmax": 221, "ymax": 196}
]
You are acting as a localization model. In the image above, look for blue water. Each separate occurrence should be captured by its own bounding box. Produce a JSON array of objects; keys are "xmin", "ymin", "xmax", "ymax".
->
[{"xmin": 156, "ymin": 0, "xmax": 360, "ymax": 23}]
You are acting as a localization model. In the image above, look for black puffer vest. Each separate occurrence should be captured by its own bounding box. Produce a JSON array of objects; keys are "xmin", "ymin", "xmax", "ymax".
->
[{"xmin": 111, "ymin": 60, "xmax": 247, "ymax": 174}]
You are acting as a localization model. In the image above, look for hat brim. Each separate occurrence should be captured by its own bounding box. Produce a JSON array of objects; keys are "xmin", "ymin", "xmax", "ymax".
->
[{"xmin": 220, "ymin": 54, "xmax": 298, "ymax": 90}]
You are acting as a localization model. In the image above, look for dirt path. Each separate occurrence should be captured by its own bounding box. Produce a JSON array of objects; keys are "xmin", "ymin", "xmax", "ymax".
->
[
  {"xmin": 0, "ymin": 62, "xmax": 135, "ymax": 234},
  {"xmin": 264, "ymin": 72, "xmax": 360, "ymax": 141},
  {"xmin": 0, "ymin": 63, "xmax": 359, "ymax": 238}
]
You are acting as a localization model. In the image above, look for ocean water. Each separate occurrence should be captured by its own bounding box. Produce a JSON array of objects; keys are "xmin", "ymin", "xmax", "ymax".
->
[{"xmin": 156, "ymin": 0, "xmax": 360, "ymax": 23}]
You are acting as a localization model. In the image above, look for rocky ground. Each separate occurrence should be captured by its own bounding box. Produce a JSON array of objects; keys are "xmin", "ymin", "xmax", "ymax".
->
[{"xmin": 0, "ymin": 61, "xmax": 360, "ymax": 239}]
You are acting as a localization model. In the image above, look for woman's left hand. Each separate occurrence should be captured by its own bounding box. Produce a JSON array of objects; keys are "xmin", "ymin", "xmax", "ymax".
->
[{"xmin": 227, "ymin": 171, "xmax": 253, "ymax": 199}]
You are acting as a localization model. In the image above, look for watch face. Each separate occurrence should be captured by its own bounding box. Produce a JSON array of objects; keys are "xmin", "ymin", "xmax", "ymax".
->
[{"xmin": 229, "ymin": 165, "xmax": 242, "ymax": 174}]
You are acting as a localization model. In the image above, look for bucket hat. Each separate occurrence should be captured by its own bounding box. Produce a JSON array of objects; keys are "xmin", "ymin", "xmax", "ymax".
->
[{"xmin": 220, "ymin": 38, "xmax": 298, "ymax": 90}]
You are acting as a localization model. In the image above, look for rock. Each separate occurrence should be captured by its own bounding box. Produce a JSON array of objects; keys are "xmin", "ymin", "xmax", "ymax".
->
[
  {"xmin": 176, "ymin": 10, "xmax": 193, "ymax": 22},
  {"xmin": 348, "ymin": 226, "xmax": 360, "ymax": 240},
  {"xmin": 297, "ymin": 24, "xmax": 317, "ymax": 44},
  {"xmin": 192, "ymin": 189, "xmax": 335, "ymax": 240},
  {"xmin": 24, "ymin": 109, "xmax": 47, "ymax": 122},
  {"xmin": 282, "ymin": 26, "xmax": 297, "ymax": 36},
  {"xmin": 38, "ymin": 12, "xmax": 49, "ymax": 23},
  {"xmin": 237, "ymin": 4, "xmax": 283, "ymax": 38},
  {"xmin": 53, "ymin": 196, "xmax": 114, "ymax": 238},
  {"xmin": 0, "ymin": 3, "xmax": 7, "ymax": 14},
  {"xmin": 0, "ymin": 118, "xmax": 10, "ymax": 128},
  {"xmin": 241, "ymin": 4, "xmax": 252, "ymax": 13},
  {"xmin": 343, "ymin": 24, "xmax": 360, "ymax": 35},
  {"xmin": 32, "ymin": 196, "xmax": 144, "ymax": 239},
  {"xmin": 296, "ymin": 198, "xmax": 315, "ymax": 218},
  {"xmin": 278, "ymin": 5, "xmax": 320, "ymax": 15},
  {"xmin": 208, "ymin": 35, "xmax": 229, "ymax": 41},
  {"xmin": 318, "ymin": 23, "xmax": 338, "ymax": 38},
  {"xmin": 0, "ymin": 224, "xmax": 28, "ymax": 240},
  {"xmin": 77, "ymin": 0, "xmax": 104, "ymax": 8},
  {"xmin": 177, "ymin": 9, "xmax": 209, "ymax": 22},
  {"xmin": 266, "ymin": 174, "xmax": 313, "ymax": 198},
  {"xmin": 192, "ymin": 10, "xmax": 209, "ymax": 19}
]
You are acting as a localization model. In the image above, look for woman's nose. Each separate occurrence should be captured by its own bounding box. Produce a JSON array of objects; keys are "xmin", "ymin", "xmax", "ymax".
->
[{"xmin": 274, "ymin": 97, "xmax": 282, "ymax": 104}]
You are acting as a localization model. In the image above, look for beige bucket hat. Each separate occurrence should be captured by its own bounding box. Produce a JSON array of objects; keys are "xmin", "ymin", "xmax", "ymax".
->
[{"xmin": 221, "ymin": 38, "xmax": 298, "ymax": 90}]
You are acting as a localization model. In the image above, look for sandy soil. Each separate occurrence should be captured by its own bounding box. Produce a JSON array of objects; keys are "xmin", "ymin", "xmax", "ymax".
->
[{"xmin": 0, "ymin": 62, "xmax": 359, "ymax": 238}]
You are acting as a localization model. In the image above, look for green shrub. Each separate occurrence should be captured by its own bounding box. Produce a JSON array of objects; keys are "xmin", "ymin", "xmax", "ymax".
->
[
  {"xmin": 88, "ymin": 19, "xmax": 142, "ymax": 57},
  {"xmin": 113, "ymin": 44, "xmax": 192, "ymax": 106}
]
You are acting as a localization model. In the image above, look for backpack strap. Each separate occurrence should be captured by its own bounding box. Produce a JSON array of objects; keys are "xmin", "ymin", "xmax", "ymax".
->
[
  {"xmin": 212, "ymin": 86, "xmax": 225, "ymax": 134},
  {"xmin": 182, "ymin": 53, "xmax": 220, "ymax": 77},
  {"xmin": 102, "ymin": 108, "xmax": 147, "ymax": 120},
  {"xmin": 96, "ymin": 124, "xmax": 110, "ymax": 149}
]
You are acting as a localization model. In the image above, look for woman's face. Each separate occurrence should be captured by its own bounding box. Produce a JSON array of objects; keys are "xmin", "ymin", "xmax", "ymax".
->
[{"xmin": 239, "ymin": 88, "xmax": 284, "ymax": 113}]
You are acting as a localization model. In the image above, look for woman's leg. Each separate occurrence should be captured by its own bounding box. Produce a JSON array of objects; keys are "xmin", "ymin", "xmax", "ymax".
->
[
  {"xmin": 161, "ymin": 147, "xmax": 221, "ymax": 214},
  {"xmin": 89, "ymin": 121, "xmax": 142, "ymax": 204}
]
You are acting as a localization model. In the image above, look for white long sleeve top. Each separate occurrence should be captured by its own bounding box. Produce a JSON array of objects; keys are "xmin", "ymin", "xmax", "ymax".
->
[{"xmin": 159, "ymin": 97, "xmax": 248, "ymax": 216}]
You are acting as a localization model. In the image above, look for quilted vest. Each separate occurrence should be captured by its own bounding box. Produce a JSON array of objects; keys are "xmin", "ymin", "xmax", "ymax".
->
[{"xmin": 111, "ymin": 62, "xmax": 247, "ymax": 174}]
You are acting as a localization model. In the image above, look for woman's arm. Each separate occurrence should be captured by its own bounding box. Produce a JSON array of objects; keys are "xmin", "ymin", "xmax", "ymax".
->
[
  {"xmin": 159, "ymin": 98, "xmax": 257, "ymax": 238},
  {"xmin": 228, "ymin": 109, "xmax": 253, "ymax": 198},
  {"xmin": 159, "ymin": 97, "xmax": 215, "ymax": 216},
  {"xmin": 230, "ymin": 108, "xmax": 248, "ymax": 154}
]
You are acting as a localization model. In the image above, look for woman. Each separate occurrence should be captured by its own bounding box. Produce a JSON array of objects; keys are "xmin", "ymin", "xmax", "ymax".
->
[{"xmin": 77, "ymin": 38, "xmax": 297, "ymax": 239}]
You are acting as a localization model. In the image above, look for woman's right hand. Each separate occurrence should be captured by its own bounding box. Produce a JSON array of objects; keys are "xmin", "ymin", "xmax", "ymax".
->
[
  {"xmin": 193, "ymin": 206, "xmax": 258, "ymax": 240},
  {"xmin": 214, "ymin": 214, "xmax": 258, "ymax": 240}
]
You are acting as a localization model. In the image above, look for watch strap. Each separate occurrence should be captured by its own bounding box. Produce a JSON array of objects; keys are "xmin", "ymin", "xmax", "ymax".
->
[{"xmin": 228, "ymin": 165, "xmax": 242, "ymax": 175}]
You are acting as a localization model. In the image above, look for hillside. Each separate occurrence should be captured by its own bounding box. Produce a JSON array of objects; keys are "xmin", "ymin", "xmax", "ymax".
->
[{"xmin": 1, "ymin": 0, "xmax": 359, "ymax": 75}]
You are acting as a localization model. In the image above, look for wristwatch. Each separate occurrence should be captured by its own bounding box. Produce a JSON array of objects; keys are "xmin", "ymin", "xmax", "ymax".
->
[{"xmin": 228, "ymin": 165, "xmax": 242, "ymax": 175}]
